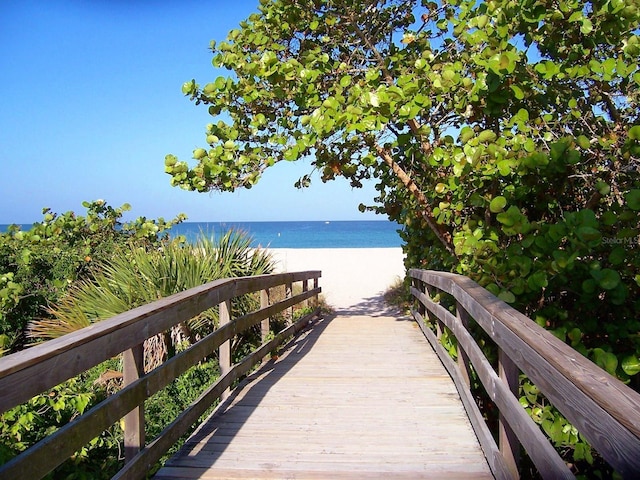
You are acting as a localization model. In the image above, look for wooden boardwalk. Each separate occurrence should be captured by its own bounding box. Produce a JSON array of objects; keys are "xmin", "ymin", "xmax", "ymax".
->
[{"xmin": 155, "ymin": 313, "xmax": 493, "ymax": 479}]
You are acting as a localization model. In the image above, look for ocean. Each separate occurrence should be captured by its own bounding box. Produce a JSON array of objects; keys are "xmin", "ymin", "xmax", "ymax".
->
[{"xmin": 0, "ymin": 220, "xmax": 403, "ymax": 249}]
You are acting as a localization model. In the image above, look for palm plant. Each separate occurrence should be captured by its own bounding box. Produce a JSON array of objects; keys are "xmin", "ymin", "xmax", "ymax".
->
[{"xmin": 28, "ymin": 230, "xmax": 275, "ymax": 370}]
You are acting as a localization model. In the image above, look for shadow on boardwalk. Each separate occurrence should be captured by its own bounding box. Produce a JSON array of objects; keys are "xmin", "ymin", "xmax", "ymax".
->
[
  {"xmin": 161, "ymin": 314, "xmax": 334, "ymax": 468},
  {"xmin": 156, "ymin": 302, "xmax": 492, "ymax": 479},
  {"xmin": 333, "ymin": 294, "xmax": 409, "ymax": 319}
]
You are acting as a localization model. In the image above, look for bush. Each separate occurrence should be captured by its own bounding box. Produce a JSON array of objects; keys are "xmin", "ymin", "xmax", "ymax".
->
[
  {"xmin": 0, "ymin": 200, "xmax": 184, "ymax": 355},
  {"xmin": 1, "ymin": 222, "xmax": 278, "ymax": 477}
]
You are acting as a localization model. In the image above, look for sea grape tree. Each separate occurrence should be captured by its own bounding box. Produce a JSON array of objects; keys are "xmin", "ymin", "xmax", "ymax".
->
[{"xmin": 167, "ymin": 0, "xmax": 639, "ymax": 395}]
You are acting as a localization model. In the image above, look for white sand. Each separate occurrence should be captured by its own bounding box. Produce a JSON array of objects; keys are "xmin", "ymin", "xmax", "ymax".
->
[{"xmin": 269, "ymin": 248, "xmax": 405, "ymax": 312}]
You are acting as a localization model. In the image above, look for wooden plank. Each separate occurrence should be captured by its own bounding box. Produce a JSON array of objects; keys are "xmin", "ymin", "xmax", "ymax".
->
[
  {"xmin": 0, "ymin": 272, "xmax": 321, "ymax": 413},
  {"xmin": 218, "ymin": 299, "xmax": 231, "ymax": 401},
  {"xmin": 409, "ymin": 269, "xmax": 640, "ymax": 476},
  {"xmin": 157, "ymin": 314, "xmax": 493, "ymax": 479},
  {"xmin": 260, "ymin": 289, "xmax": 269, "ymax": 344},
  {"xmin": 498, "ymin": 347, "xmax": 521, "ymax": 479},
  {"xmin": 456, "ymin": 303, "xmax": 472, "ymax": 388},
  {"xmin": 163, "ymin": 452, "xmax": 491, "ymax": 467},
  {"xmin": 413, "ymin": 287, "xmax": 573, "ymax": 477},
  {"xmin": 156, "ymin": 466, "xmax": 486, "ymax": 480},
  {"xmin": 411, "ymin": 308, "xmax": 513, "ymax": 480},
  {"xmin": 123, "ymin": 343, "xmax": 145, "ymax": 463}
]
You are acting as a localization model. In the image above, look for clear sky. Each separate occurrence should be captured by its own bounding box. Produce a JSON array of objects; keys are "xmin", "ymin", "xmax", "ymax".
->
[{"xmin": 0, "ymin": 1, "xmax": 381, "ymax": 224}]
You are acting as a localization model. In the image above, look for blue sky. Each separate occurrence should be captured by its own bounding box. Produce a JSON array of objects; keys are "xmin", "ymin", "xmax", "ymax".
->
[{"xmin": 0, "ymin": 1, "xmax": 380, "ymax": 224}]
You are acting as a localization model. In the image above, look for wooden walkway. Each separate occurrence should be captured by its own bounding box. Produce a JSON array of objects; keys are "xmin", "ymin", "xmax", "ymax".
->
[{"xmin": 155, "ymin": 313, "xmax": 493, "ymax": 479}]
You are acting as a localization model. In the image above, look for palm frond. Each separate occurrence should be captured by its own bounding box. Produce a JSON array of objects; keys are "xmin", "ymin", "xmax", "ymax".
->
[{"xmin": 28, "ymin": 231, "xmax": 275, "ymax": 366}]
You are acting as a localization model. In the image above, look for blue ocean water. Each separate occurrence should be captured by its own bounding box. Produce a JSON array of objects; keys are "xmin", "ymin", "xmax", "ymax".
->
[
  {"xmin": 171, "ymin": 221, "xmax": 402, "ymax": 248},
  {"xmin": 0, "ymin": 221, "xmax": 403, "ymax": 249}
]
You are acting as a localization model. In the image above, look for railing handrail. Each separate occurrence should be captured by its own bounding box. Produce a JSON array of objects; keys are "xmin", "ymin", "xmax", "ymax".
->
[
  {"xmin": 0, "ymin": 270, "xmax": 322, "ymax": 479},
  {"xmin": 0, "ymin": 271, "xmax": 318, "ymax": 412},
  {"xmin": 409, "ymin": 268, "xmax": 640, "ymax": 479}
]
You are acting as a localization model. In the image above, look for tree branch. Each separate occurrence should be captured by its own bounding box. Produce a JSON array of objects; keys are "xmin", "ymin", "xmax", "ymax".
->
[{"xmin": 374, "ymin": 143, "xmax": 456, "ymax": 257}]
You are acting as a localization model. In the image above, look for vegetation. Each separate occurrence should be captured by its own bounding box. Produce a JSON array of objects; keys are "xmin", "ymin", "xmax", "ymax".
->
[
  {"xmin": 0, "ymin": 354, "xmax": 221, "ymax": 479},
  {"xmin": 383, "ymin": 277, "xmax": 410, "ymax": 312},
  {"xmin": 0, "ymin": 201, "xmax": 278, "ymax": 477},
  {"xmin": 29, "ymin": 230, "xmax": 275, "ymax": 370},
  {"xmin": 168, "ymin": 0, "xmax": 639, "ymax": 475},
  {"xmin": 0, "ymin": 200, "xmax": 184, "ymax": 356}
]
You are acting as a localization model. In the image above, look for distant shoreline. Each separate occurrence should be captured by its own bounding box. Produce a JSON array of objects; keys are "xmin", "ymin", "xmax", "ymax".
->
[{"xmin": 0, "ymin": 219, "xmax": 393, "ymax": 228}]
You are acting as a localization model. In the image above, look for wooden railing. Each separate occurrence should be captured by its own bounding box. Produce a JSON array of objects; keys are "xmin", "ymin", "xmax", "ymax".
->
[
  {"xmin": 409, "ymin": 269, "xmax": 640, "ymax": 479},
  {"xmin": 0, "ymin": 271, "xmax": 321, "ymax": 479}
]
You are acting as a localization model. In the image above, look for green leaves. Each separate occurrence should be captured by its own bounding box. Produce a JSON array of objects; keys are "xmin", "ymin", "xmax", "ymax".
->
[
  {"xmin": 496, "ymin": 206, "xmax": 528, "ymax": 235},
  {"xmin": 398, "ymin": 103, "xmax": 421, "ymax": 119},
  {"xmin": 489, "ymin": 196, "xmax": 507, "ymax": 213},
  {"xmin": 625, "ymin": 190, "xmax": 640, "ymax": 210},
  {"xmin": 622, "ymin": 355, "xmax": 640, "ymax": 376},
  {"xmin": 510, "ymin": 85, "xmax": 524, "ymax": 99},
  {"xmin": 339, "ymin": 75, "xmax": 352, "ymax": 88},
  {"xmin": 1, "ymin": 201, "xmax": 185, "ymax": 355},
  {"xmin": 361, "ymin": 91, "xmax": 380, "ymax": 107},
  {"xmin": 487, "ymin": 51, "xmax": 519, "ymax": 75},
  {"xmin": 477, "ymin": 130, "xmax": 497, "ymax": 143},
  {"xmin": 527, "ymin": 270, "xmax": 548, "ymax": 291},
  {"xmin": 283, "ymin": 145, "xmax": 299, "ymax": 161},
  {"xmin": 593, "ymin": 348, "xmax": 619, "ymax": 376},
  {"xmin": 576, "ymin": 135, "xmax": 590, "ymax": 149},
  {"xmin": 535, "ymin": 60, "xmax": 561, "ymax": 79},
  {"xmin": 591, "ymin": 268, "xmax": 621, "ymax": 290},
  {"xmin": 181, "ymin": 79, "xmax": 197, "ymax": 96},
  {"xmin": 498, "ymin": 290, "xmax": 516, "ymax": 303},
  {"xmin": 576, "ymin": 226, "xmax": 601, "ymax": 244}
]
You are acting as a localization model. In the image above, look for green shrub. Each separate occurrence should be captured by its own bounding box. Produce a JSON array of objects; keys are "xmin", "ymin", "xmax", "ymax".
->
[
  {"xmin": 0, "ymin": 200, "xmax": 184, "ymax": 355},
  {"xmin": 0, "ymin": 359, "xmax": 123, "ymax": 479},
  {"xmin": 1, "ymin": 225, "xmax": 277, "ymax": 477}
]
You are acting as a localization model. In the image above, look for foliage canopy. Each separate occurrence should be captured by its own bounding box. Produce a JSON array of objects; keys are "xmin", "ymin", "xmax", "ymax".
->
[
  {"xmin": 169, "ymin": 0, "xmax": 639, "ymax": 471},
  {"xmin": 169, "ymin": 0, "xmax": 639, "ymax": 372},
  {"xmin": 30, "ymin": 230, "xmax": 275, "ymax": 370}
]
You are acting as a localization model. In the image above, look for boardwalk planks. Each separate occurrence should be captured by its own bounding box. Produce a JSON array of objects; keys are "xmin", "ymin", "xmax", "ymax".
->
[
  {"xmin": 409, "ymin": 269, "xmax": 640, "ymax": 478},
  {"xmin": 155, "ymin": 314, "xmax": 493, "ymax": 479}
]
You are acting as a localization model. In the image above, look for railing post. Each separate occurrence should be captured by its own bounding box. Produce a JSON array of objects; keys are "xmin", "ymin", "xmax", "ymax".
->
[
  {"xmin": 261, "ymin": 288, "xmax": 270, "ymax": 343},
  {"xmin": 499, "ymin": 347, "xmax": 521, "ymax": 479},
  {"xmin": 455, "ymin": 302, "xmax": 472, "ymax": 388},
  {"xmin": 413, "ymin": 276, "xmax": 426, "ymax": 318},
  {"xmin": 123, "ymin": 343, "xmax": 145, "ymax": 464},
  {"xmin": 313, "ymin": 276, "xmax": 319, "ymax": 307},
  {"xmin": 302, "ymin": 279, "xmax": 309, "ymax": 309},
  {"xmin": 286, "ymin": 280, "xmax": 293, "ymax": 324},
  {"xmin": 260, "ymin": 289, "xmax": 271, "ymax": 363},
  {"xmin": 219, "ymin": 299, "xmax": 231, "ymax": 400},
  {"xmin": 424, "ymin": 284, "xmax": 443, "ymax": 339}
]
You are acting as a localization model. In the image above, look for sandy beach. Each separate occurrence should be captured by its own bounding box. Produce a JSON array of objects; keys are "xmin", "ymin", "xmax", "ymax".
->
[{"xmin": 269, "ymin": 248, "xmax": 405, "ymax": 312}]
